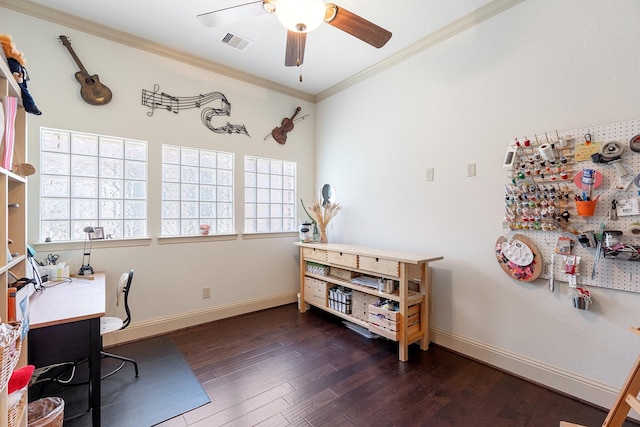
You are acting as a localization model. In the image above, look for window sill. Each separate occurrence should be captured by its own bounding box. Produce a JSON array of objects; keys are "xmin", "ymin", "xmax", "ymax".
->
[
  {"xmin": 32, "ymin": 237, "xmax": 153, "ymax": 252},
  {"xmin": 32, "ymin": 232, "xmax": 299, "ymax": 250},
  {"xmin": 157, "ymin": 234, "xmax": 239, "ymax": 244},
  {"xmin": 158, "ymin": 232, "xmax": 297, "ymax": 243},
  {"xmin": 242, "ymin": 232, "xmax": 298, "ymax": 240}
]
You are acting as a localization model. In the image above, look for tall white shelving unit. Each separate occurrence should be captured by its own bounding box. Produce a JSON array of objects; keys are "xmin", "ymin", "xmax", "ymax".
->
[{"xmin": 1, "ymin": 56, "xmax": 28, "ymax": 427}]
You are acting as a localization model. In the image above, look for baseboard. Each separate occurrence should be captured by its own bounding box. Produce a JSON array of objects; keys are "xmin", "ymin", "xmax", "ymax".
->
[
  {"xmin": 431, "ymin": 327, "xmax": 635, "ymax": 419},
  {"xmin": 103, "ymin": 291, "xmax": 297, "ymax": 347}
]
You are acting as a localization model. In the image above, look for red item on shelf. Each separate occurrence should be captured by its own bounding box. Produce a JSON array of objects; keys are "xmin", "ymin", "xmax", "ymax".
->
[{"xmin": 8, "ymin": 364, "xmax": 35, "ymax": 394}]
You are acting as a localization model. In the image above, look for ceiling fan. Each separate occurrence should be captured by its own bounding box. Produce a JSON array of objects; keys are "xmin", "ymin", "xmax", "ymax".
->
[{"xmin": 197, "ymin": 0, "xmax": 392, "ymax": 71}]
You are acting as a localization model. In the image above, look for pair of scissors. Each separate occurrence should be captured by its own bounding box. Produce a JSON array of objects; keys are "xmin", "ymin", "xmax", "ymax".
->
[
  {"xmin": 46, "ymin": 253, "xmax": 60, "ymax": 265},
  {"xmin": 584, "ymin": 133, "xmax": 592, "ymax": 144}
]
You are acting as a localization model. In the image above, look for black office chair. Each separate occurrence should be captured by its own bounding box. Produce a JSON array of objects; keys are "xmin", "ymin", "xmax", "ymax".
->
[{"xmin": 100, "ymin": 269, "xmax": 139, "ymax": 379}]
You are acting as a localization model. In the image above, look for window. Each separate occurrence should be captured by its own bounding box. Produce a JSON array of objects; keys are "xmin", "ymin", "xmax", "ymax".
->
[
  {"xmin": 40, "ymin": 128, "xmax": 148, "ymax": 241},
  {"xmin": 161, "ymin": 145, "xmax": 234, "ymax": 236},
  {"xmin": 244, "ymin": 156, "xmax": 296, "ymax": 233}
]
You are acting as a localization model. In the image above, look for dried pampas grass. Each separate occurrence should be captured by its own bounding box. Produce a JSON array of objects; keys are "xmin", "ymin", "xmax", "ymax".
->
[{"xmin": 305, "ymin": 199, "xmax": 341, "ymax": 241}]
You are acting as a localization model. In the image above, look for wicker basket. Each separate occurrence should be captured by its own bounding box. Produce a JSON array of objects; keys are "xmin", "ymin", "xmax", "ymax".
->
[
  {"xmin": 0, "ymin": 322, "xmax": 22, "ymax": 393},
  {"xmin": 7, "ymin": 387, "xmax": 27, "ymax": 427}
]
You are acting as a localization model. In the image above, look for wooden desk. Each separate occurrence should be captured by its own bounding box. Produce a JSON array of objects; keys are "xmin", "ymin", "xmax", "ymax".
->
[{"xmin": 28, "ymin": 273, "xmax": 105, "ymax": 426}]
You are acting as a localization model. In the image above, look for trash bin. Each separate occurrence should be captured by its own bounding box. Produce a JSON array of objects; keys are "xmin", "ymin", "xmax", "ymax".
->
[{"xmin": 27, "ymin": 397, "xmax": 64, "ymax": 427}]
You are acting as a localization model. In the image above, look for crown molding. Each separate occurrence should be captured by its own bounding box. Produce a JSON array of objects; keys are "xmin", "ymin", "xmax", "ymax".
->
[
  {"xmin": 316, "ymin": 0, "xmax": 526, "ymax": 101},
  {"xmin": 1, "ymin": 0, "xmax": 525, "ymax": 104},
  {"xmin": 0, "ymin": 0, "xmax": 316, "ymax": 103}
]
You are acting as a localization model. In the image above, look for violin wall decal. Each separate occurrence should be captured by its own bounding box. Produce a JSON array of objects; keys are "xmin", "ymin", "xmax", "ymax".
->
[{"xmin": 271, "ymin": 106, "xmax": 301, "ymax": 145}]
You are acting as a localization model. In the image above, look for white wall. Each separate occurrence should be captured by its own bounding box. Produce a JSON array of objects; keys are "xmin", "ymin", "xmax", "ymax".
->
[
  {"xmin": 4, "ymin": 0, "xmax": 640, "ymax": 412},
  {"xmin": 316, "ymin": 0, "xmax": 640, "ymax": 410},
  {"xmin": 0, "ymin": 9, "xmax": 315, "ymax": 340}
]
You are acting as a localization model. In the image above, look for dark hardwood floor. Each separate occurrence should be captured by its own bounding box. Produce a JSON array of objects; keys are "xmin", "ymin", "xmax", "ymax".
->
[{"xmin": 158, "ymin": 304, "xmax": 636, "ymax": 427}]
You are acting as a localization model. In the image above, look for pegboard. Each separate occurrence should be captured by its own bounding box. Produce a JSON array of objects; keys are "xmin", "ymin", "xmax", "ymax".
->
[{"xmin": 502, "ymin": 118, "xmax": 640, "ymax": 294}]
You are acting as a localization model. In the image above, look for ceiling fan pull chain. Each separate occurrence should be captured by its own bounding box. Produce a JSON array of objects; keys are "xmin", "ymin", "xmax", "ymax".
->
[{"xmin": 298, "ymin": 32, "xmax": 303, "ymax": 82}]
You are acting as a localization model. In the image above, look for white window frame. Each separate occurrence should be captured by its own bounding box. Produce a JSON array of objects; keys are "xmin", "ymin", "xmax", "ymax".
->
[
  {"xmin": 161, "ymin": 144, "xmax": 235, "ymax": 236},
  {"xmin": 244, "ymin": 155, "xmax": 297, "ymax": 234},
  {"xmin": 39, "ymin": 127, "xmax": 148, "ymax": 242}
]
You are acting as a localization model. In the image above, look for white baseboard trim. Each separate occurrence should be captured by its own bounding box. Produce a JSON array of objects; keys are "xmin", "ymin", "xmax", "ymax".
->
[
  {"xmin": 103, "ymin": 291, "xmax": 297, "ymax": 347},
  {"xmin": 431, "ymin": 327, "xmax": 630, "ymax": 417}
]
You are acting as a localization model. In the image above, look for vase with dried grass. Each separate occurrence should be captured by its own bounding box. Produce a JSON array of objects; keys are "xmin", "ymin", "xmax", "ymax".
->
[{"xmin": 304, "ymin": 199, "xmax": 342, "ymax": 243}]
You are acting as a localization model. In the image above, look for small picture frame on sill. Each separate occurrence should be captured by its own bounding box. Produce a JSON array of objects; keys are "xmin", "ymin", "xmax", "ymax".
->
[{"xmin": 89, "ymin": 226, "xmax": 104, "ymax": 240}]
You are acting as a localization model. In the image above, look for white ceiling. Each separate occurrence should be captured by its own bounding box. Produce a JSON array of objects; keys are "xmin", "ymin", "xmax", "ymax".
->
[{"xmin": 4, "ymin": 0, "xmax": 522, "ymax": 100}]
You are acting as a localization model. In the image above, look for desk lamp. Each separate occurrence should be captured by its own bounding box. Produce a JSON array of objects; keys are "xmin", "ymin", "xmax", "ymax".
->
[{"xmin": 78, "ymin": 226, "xmax": 95, "ymax": 275}]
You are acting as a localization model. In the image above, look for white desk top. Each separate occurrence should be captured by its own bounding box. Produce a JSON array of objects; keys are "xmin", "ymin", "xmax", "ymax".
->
[{"xmin": 29, "ymin": 272, "xmax": 106, "ymax": 329}]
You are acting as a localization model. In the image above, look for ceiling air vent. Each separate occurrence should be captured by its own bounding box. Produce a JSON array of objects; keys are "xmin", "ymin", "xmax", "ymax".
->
[{"xmin": 221, "ymin": 32, "xmax": 252, "ymax": 51}]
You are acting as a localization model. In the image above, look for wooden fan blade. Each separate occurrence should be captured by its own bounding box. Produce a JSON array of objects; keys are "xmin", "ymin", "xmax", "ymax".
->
[
  {"xmin": 197, "ymin": 1, "xmax": 271, "ymax": 27},
  {"xmin": 324, "ymin": 3, "xmax": 392, "ymax": 48},
  {"xmin": 285, "ymin": 31, "xmax": 306, "ymax": 67}
]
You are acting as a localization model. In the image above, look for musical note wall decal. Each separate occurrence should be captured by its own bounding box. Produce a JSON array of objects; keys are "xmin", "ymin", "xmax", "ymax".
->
[{"xmin": 141, "ymin": 84, "xmax": 249, "ymax": 136}]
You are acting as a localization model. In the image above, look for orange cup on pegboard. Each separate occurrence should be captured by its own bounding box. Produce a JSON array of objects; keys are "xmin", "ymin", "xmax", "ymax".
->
[{"xmin": 576, "ymin": 199, "xmax": 598, "ymax": 216}]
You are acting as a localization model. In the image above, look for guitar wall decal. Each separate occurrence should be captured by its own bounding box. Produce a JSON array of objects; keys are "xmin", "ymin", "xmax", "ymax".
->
[{"xmin": 58, "ymin": 35, "xmax": 112, "ymax": 106}]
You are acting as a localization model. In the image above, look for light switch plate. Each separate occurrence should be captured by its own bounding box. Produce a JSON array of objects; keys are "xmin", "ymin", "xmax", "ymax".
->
[
  {"xmin": 467, "ymin": 163, "xmax": 476, "ymax": 177},
  {"xmin": 426, "ymin": 168, "xmax": 434, "ymax": 181}
]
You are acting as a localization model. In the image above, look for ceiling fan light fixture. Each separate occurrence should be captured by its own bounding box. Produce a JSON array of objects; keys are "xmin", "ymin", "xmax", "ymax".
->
[{"xmin": 276, "ymin": 0, "xmax": 326, "ymax": 33}]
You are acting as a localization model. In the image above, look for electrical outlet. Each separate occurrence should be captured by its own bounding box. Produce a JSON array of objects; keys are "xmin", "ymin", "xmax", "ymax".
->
[{"xmin": 202, "ymin": 287, "xmax": 211, "ymax": 299}]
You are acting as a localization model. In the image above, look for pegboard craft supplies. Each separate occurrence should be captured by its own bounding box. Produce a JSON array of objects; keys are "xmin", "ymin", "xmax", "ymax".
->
[
  {"xmin": 627, "ymin": 223, "xmax": 640, "ymax": 237},
  {"xmin": 539, "ymin": 143, "xmax": 556, "ymax": 162},
  {"xmin": 630, "ymin": 134, "xmax": 640, "ymax": 152},
  {"xmin": 504, "ymin": 119, "xmax": 640, "ymax": 294},
  {"xmin": 570, "ymin": 286, "xmax": 591, "ymax": 310},
  {"xmin": 564, "ymin": 255, "xmax": 582, "ymax": 288},
  {"xmin": 603, "ymin": 243, "xmax": 640, "ymax": 261},
  {"xmin": 599, "ymin": 140, "xmax": 625, "ymax": 162},
  {"xmin": 616, "ymin": 197, "xmax": 640, "ymax": 217},
  {"xmin": 603, "ymin": 230, "xmax": 623, "ymax": 248},
  {"xmin": 500, "ymin": 239, "xmax": 534, "ymax": 266},
  {"xmin": 555, "ymin": 236, "xmax": 574, "ymax": 255},
  {"xmin": 591, "ymin": 223, "xmax": 606, "ymax": 279},
  {"xmin": 495, "ymin": 234, "xmax": 543, "ymax": 282},
  {"xmin": 575, "ymin": 197, "xmax": 599, "ymax": 217},
  {"xmin": 564, "ymin": 255, "xmax": 580, "ymax": 275},
  {"xmin": 575, "ymin": 141, "xmax": 602, "ymax": 162},
  {"xmin": 581, "ymin": 168, "xmax": 597, "ymax": 199},
  {"xmin": 573, "ymin": 169, "xmax": 603, "ymax": 191},
  {"xmin": 577, "ymin": 231, "xmax": 597, "ymax": 248}
]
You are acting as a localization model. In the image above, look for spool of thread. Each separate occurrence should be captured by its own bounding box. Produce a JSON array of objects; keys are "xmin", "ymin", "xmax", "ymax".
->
[
  {"xmin": 630, "ymin": 134, "xmax": 640, "ymax": 152},
  {"xmin": 582, "ymin": 168, "xmax": 595, "ymax": 198},
  {"xmin": 582, "ymin": 169, "xmax": 596, "ymax": 185},
  {"xmin": 538, "ymin": 144, "xmax": 556, "ymax": 162},
  {"xmin": 628, "ymin": 223, "xmax": 640, "ymax": 237}
]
